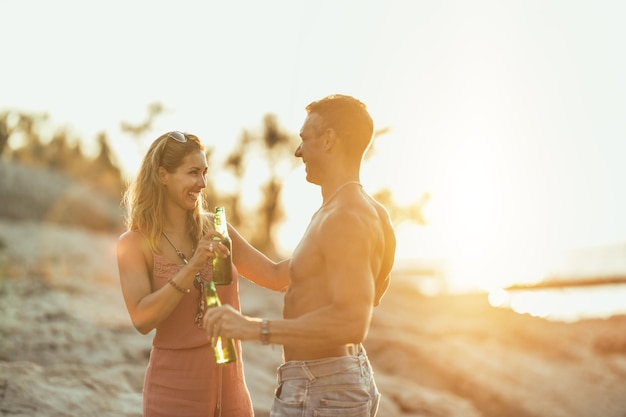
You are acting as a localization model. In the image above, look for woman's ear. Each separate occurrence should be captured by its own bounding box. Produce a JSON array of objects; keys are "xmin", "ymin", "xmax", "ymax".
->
[{"xmin": 158, "ymin": 166, "xmax": 168, "ymax": 185}]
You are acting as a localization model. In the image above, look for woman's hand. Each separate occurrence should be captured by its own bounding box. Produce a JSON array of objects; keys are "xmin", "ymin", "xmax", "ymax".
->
[{"xmin": 188, "ymin": 231, "xmax": 230, "ymax": 271}]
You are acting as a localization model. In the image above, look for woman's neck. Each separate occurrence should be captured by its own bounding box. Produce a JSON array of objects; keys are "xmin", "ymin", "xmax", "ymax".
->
[{"xmin": 162, "ymin": 208, "xmax": 188, "ymax": 237}]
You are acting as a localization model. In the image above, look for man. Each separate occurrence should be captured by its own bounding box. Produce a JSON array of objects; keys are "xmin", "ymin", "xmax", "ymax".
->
[{"xmin": 204, "ymin": 94, "xmax": 396, "ymax": 417}]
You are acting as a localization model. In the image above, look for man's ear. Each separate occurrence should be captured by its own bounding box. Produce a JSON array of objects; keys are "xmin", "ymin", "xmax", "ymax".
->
[
  {"xmin": 323, "ymin": 128, "xmax": 337, "ymax": 150},
  {"xmin": 158, "ymin": 166, "xmax": 168, "ymax": 185}
]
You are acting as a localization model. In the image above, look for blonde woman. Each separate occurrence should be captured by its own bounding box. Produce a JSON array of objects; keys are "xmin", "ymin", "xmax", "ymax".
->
[{"xmin": 117, "ymin": 131, "xmax": 289, "ymax": 417}]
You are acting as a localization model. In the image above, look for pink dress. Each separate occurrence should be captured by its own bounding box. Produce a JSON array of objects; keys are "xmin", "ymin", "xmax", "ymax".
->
[{"xmin": 143, "ymin": 253, "xmax": 253, "ymax": 417}]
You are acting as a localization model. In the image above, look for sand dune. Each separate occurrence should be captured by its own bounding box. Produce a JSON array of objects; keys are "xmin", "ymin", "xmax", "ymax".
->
[{"xmin": 1, "ymin": 220, "xmax": 626, "ymax": 416}]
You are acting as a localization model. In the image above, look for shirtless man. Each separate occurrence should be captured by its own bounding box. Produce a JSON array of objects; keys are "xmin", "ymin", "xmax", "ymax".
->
[{"xmin": 204, "ymin": 94, "xmax": 396, "ymax": 417}]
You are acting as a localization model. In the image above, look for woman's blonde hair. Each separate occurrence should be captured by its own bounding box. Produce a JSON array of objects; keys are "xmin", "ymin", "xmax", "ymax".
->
[{"xmin": 122, "ymin": 132, "xmax": 210, "ymax": 252}]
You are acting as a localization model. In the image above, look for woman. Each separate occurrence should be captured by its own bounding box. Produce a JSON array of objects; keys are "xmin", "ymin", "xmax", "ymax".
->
[{"xmin": 117, "ymin": 131, "xmax": 289, "ymax": 417}]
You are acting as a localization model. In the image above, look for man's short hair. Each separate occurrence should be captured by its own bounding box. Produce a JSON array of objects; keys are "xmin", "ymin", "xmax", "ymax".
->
[{"xmin": 306, "ymin": 94, "xmax": 374, "ymax": 155}]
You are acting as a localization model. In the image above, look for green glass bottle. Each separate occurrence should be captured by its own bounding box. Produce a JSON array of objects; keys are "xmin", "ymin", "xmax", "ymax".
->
[
  {"xmin": 203, "ymin": 281, "xmax": 238, "ymax": 364},
  {"xmin": 212, "ymin": 206, "xmax": 233, "ymax": 285}
]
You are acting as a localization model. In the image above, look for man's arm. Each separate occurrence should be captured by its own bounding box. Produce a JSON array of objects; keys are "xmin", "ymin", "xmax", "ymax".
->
[{"xmin": 206, "ymin": 209, "xmax": 378, "ymax": 347}]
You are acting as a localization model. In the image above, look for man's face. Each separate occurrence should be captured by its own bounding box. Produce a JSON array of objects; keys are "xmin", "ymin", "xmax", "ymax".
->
[{"xmin": 296, "ymin": 113, "xmax": 327, "ymax": 185}]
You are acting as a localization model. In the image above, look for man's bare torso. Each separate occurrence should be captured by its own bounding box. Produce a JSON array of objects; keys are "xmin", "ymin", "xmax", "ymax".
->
[{"xmin": 282, "ymin": 188, "xmax": 395, "ymax": 361}]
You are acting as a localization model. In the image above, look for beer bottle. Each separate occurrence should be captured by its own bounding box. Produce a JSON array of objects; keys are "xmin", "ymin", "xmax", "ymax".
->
[
  {"xmin": 212, "ymin": 206, "xmax": 233, "ymax": 285},
  {"xmin": 203, "ymin": 281, "xmax": 238, "ymax": 364}
]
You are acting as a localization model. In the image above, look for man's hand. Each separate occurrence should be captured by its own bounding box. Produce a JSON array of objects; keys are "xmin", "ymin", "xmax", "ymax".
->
[{"xmin": 202, "ymin": 304, "xmax": 256, "ymax": 345}]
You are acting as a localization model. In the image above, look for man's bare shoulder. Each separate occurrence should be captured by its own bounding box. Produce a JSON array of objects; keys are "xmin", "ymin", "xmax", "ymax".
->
[
  {"xmin": 320, "ymin": 198, "xmax": 373, "ymax": 236},
  {"xmin": 366, "ymin": 195, "xmax": 395, "ymax": 232},
  {"xmin": 327, "ymin": 191, "xmax": 391, "ymax": 227}
]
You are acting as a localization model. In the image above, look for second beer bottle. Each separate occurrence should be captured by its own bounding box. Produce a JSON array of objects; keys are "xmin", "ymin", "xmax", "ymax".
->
[
  {"xmin": 203, "ymin": 281, "xmax": 237, "ymax": 364},
  {"xmin": 212, "ymin": 206, "xmax": 233, "ymax": 285}
]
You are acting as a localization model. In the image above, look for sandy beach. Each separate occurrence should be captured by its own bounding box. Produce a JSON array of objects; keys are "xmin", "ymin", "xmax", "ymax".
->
[{"xmin": 1, "ymin": 219, "xmax": 626, "ymax": 417}]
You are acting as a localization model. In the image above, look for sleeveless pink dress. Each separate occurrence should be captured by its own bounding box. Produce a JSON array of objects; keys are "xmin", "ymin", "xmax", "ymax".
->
[{"xmin": 143, "ymin": 254, "xmax": 253, "ymax": 417}]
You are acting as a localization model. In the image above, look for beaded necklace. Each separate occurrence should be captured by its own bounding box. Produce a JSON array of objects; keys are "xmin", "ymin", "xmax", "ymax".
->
[{"xmin": 162, "ymin": 232, "xmax": 209, "ymax": 327}]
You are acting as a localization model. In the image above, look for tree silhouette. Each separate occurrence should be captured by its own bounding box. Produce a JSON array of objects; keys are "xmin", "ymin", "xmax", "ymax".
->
[
  {"xmin": 0, "ymin": 110, "xmax": 125, "ymax": 200},
  {"xmin": 0, "ymin": 114, "xmax": 8, "ymax": 156},
  {"xmin": 43, "ymin": 130, "xmax": 71, "ymax": 170},
  {"xmin": 91, "ymin": 132, "xmax": 125, "ymax": 197},
  {"xmin": 223, "ymin": 114, "xmax": 299, "ymax": 257},
  {"xmin": 120, "ymin": 102, "xmax": 165, "ymax": 137},
  {"xmin": 0, "ymin": 107, "xmax": 429, "ymax": 244},
  {"xmin": 373, "ymin": 189, "xmax": 430, "ymax": 226},
  {"xmin": 5, "ymin": 112, "xmax": 48, "ymax": 165},
  {"xmin": 367, "ymin": 126, "xmax": 430, "ymax": 226}
]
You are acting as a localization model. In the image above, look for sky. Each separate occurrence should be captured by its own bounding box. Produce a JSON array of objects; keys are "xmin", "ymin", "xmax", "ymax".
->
[{"xmin": 2, "ymin": 0, "xmax": 626, "ymax": 291}]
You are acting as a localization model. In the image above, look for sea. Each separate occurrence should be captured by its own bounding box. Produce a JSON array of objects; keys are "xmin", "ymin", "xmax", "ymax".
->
[
  {"xmin": 487, "ymin": 283, "xmax": 626, "ymax": 322},
  {"xmin": 394, "ymin": 242, "xmax": 626, "ymax": 323}
]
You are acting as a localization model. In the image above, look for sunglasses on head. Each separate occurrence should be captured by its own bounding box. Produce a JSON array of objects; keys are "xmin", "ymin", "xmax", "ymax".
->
[{"xmin": 166, "ymin": 131, "xmax": 187, "ymax": 143}]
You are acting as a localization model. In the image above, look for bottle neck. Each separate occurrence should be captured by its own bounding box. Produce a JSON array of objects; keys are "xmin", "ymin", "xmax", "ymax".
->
[
  {"xmin": 214, "ymin": 208, "xmax": 229, "ymax": 236},
  {"xmin": 215, "ymin": 221, "xmax": 228, "ymax": 236},
  {"xmin": 204, "ymin": 282, "xmax": 221, "ymax": 307}
]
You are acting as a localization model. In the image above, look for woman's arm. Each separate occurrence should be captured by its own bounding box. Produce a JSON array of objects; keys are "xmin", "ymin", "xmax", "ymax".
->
[{"xmin": 116, "ymin": 230, "xmax": 215, "ymax": 334}]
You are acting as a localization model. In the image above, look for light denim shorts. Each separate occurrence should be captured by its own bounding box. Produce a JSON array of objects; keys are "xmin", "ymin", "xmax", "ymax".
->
[{"xmin": 270, "ymin": 346, "xmax": 380, "ymax": 417}]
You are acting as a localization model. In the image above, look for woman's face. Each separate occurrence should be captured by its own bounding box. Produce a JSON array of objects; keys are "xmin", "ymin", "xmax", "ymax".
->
[{"xmin": 160, "ymin": 150, "xmax": 208, "ymax": 211}]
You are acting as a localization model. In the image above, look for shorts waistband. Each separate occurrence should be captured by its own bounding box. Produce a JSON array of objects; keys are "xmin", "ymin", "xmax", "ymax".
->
[{"xmin": 277, "ymin": 345, "xmax": 369, "ymax": 382}]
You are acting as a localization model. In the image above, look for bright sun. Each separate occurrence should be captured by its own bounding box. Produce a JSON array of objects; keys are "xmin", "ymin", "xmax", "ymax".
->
[{"xmin": 393, "ymin": 135, "xmax": 556, "ymax": 293}]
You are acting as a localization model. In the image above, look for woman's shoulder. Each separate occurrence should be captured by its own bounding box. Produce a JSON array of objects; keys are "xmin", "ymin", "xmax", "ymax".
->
[
  {"xmin": 118, "ymin": 230, "xmax": 153, "ymax": 254},
  {"xmin": 117, "ymin": 229, "xmax": 154, "ymax": 269},
  {"xmin": 118, "ymin": 229, "xmax": 146, "ymax": 244}
]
